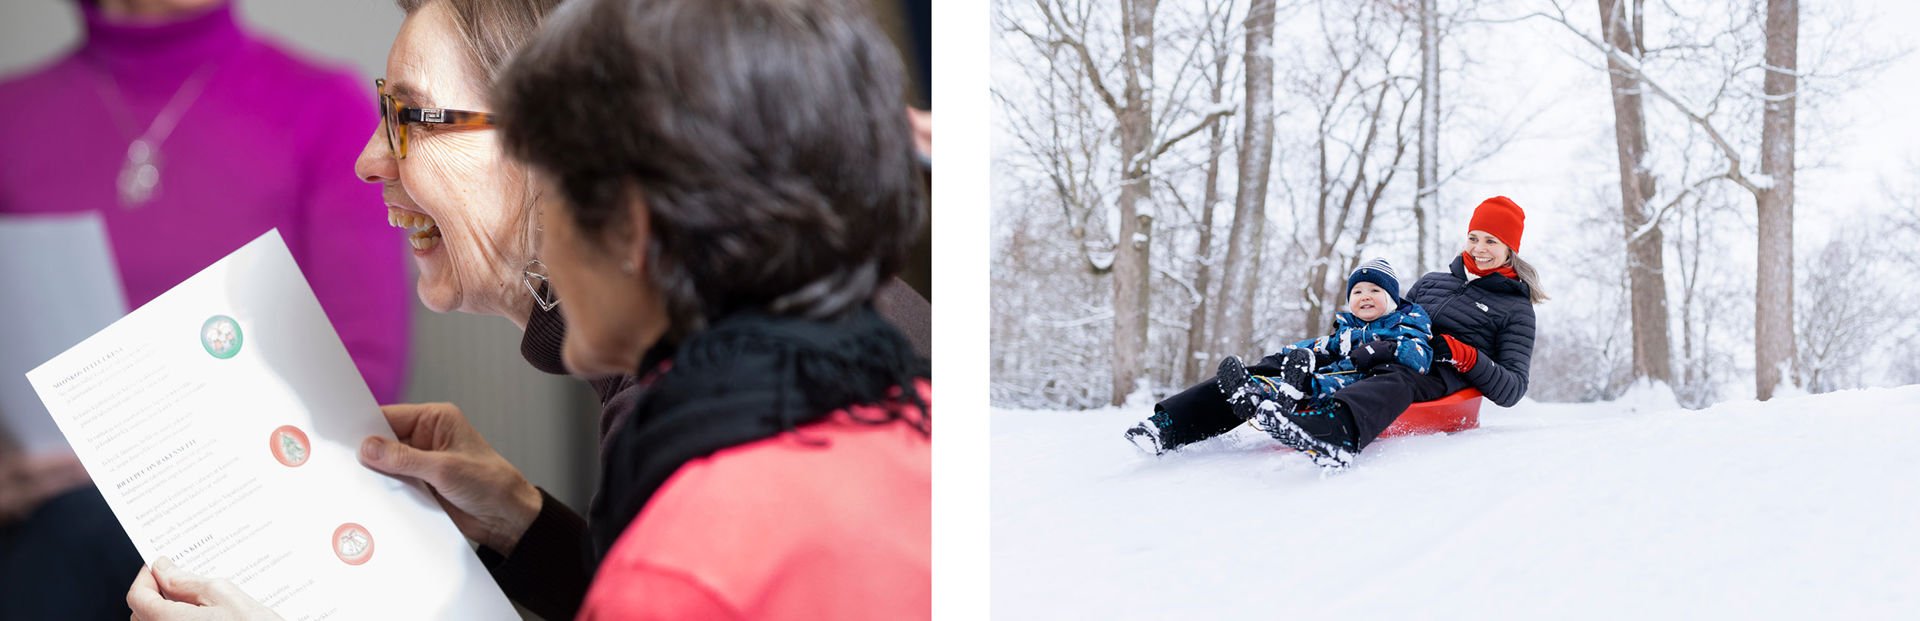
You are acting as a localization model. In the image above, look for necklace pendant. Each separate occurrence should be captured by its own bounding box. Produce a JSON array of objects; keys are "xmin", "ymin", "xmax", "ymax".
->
[{"xmin": 118, "ymin": 139, "xmax": 159, "ymax": 208}]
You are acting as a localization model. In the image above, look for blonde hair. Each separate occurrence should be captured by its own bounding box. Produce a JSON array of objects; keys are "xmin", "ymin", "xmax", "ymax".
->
[
  {"xmin": 395, "ymin": 0, "xmax": 565, "ymax": 86},
  {"xmin": 1509, "ymin": 252, "xmax": 1548, "ymax": 304}
]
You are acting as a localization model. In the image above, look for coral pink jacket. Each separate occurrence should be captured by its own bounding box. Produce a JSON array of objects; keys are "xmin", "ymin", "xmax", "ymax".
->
[{"xmin": 578, "ymin": 387, "xmax": 931, "ymax": 620}]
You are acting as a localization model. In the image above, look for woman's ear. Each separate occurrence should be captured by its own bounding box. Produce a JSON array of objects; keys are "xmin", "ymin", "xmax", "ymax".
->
[
  {"xmin": 621, "ymin": 190, "xmax": 652, "ymax": 278},
  {"xmin": 522, "ymin": 185, "xmax": 547, "ymax": 260}
]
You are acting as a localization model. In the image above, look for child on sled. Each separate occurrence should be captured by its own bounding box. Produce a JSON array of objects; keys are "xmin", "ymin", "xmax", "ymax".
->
[{"xmin": 1126, "ymin": 258, "xmax": 1432, "ymax": 467}]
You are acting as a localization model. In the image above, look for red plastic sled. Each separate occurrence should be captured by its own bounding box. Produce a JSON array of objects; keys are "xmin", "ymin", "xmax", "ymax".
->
[{"xmin": 1377, "ymin": 388, "xmax": 1483, "ymax": 438}]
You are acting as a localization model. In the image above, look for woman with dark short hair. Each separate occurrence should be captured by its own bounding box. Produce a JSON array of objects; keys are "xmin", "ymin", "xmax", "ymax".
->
[
  {"xmin": 125, "ymin": 0, "xmax": 931, "ymax": 618},
  {"xmin": 495, "ymin": 0, "xmax": 932, "ymax": 616}
]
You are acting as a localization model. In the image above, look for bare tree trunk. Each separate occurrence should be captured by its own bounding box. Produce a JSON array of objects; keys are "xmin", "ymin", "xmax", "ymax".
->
[
  {"xmin": 1755, "ymin": 0, "xmax": 1797, "ymax": 400},
  {"xmin": 1213, "ymin": 0, "xmax": 1277, "ymax": 366},
  {"xmin": 1414, "ymin": 0, "xmax": 1440, "ymax": 275},
  {"xmin": 1184, "ymin": 163, "xmax": 1217, "ymax": 385},
  {"xmin": 1109, "ymin": 0, "xmax": 1159, "ymax": 405},
  {"xmin": 1597, "ymin": 0, "xmax": 1674, "ymax": 386},
  {"xmin": 1677, "ymin": 199, "xmax": 1703, "ymax": 403},
  {"xmin": 1184, "ymin": 8, "xmax": 1237, "ymax": 386}
]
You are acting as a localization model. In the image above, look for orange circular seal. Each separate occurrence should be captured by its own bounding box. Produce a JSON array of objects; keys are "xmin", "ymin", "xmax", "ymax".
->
[
  {"xmin": 269, "ymin": 425, "xmax": 311, "ymax": 468},
  {"xmin": 332, "ymin": 523, "xmax": 374, "ymax": 565}
]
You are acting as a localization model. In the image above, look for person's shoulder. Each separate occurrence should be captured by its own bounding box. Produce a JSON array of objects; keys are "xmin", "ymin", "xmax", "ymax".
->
[
  {"xmin": 1414, "ymin": 270, "xmax": 1457, "ymax": 287},
  {"xmin": 1484, "ymin": 274, "xmax": 1533, "ymax": 304},
  {"xmin": 0, "ymin": 55, "xmax": 92, "ymax": 142},
  {"xmin": 0, "ymin": 53, "xmax": 81, "ymax": 106},
  {"xmin": 603, "ymin": 418, "xmax": 929, "ymax": 608},
  {"xmin": 624, "ymin": 417, "xmax": 928, "ymax": 546},
  {"xmin": 230, "ymin": 38, "xmax": 375, "ymax": 146},
  {"xmin": 1506, "ymin": 295, "xmax": 1537, "ymax": 320},
  {"xmin": 240, "ymin": 36, "xmax": 367, "ymax": 103},
  {"xmin": 1405, "ymin": 272, "xmax": 1454, "ymax": 301}
]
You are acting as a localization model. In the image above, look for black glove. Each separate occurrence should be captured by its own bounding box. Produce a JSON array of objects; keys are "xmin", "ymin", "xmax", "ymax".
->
[{"xmin": 1351, "ymin": 340, "xmax": 1400, "ymax": 372}]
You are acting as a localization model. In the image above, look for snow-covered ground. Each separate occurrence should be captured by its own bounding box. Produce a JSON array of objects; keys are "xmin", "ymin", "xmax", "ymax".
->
[{"xmin": 992, "ymin": 385, "xmax": 1920, "ymax": 620}]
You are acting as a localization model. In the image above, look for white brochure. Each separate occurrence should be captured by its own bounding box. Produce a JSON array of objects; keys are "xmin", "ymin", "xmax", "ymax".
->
[{"xmin": 25, "ymin": 230, "xmax": 515, "ymax": 620}]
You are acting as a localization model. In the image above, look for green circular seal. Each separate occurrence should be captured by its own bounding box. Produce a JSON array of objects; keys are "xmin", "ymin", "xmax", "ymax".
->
[{"xmin": 201, "ymin": 315, "xmax": 243, "ymax": 359}]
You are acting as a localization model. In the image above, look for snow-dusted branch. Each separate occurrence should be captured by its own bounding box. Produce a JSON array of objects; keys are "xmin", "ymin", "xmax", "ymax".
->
[
  {"xmin": 1027, "ymin": 0, "xmax": 1123, "ymax": 117},
  {"xmin": 1522, "ymin": 1, "xmax": 1765, "ymax": 195},
  {"xmin": 1152, "ymin": 263, "xmax": 1203, "ymax": 305},
  {"xmin": 1626, "ymin": 172, "xmax": 1731, "ymax": 245},
  {"xmin": 1029, "ymin": 310, "xmax": 1115, "ymax": 328},
  {"xmin": 1136, "ymin": 105, "xmax": 1236, "ymax": 174}
]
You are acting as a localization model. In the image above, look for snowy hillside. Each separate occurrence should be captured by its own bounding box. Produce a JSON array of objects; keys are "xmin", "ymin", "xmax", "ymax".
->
[{"xmin": 992, "ymin": 385, "xmax": 1920, "ymax": 620}]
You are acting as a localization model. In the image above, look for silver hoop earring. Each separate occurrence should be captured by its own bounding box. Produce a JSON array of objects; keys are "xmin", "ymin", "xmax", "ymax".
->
[{"xmin": 523, "ymin": 259, "xmax": 559, "ymax": 311}]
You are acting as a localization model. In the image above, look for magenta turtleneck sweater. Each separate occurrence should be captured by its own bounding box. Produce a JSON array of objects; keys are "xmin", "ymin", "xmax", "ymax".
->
[{"xmin": 0, "ymin": 1, "xmax": 409, "ymax": 402}]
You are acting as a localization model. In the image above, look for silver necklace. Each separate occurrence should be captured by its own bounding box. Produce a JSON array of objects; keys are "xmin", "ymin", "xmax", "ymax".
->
[{"xmin": 91, "ymin": 62, "xmax": 217, "ymax": 208}]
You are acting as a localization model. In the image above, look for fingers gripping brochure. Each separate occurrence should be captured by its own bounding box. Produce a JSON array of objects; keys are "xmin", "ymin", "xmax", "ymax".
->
[{"xmin": 24, "ymin": 230, "xmax": 515, "ymax": 620}]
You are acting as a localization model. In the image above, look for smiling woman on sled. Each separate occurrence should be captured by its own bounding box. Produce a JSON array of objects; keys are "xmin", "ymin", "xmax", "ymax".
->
[{"xmin": 1127, "ymin": 196, "xmax": 1546, "ymax": 469}]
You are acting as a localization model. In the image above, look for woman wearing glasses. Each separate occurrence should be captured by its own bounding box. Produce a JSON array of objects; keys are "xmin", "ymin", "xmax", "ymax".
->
[
  {"xmin": 126, "ymin": 0, "xmax": 932, "ymax": 619},
  {"xmin": 354, "ymin": 0, "xmax": 929, "ymax": 351}
]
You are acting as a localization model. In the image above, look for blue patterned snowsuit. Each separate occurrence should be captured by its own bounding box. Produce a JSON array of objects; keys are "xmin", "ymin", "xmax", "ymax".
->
[{"xmin": 1267, "ymin": 304, "xmax": 1434, "ymax": 403}]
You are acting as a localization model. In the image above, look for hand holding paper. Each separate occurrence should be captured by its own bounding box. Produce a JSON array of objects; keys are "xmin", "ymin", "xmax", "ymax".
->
[
  {"xmin": 357, "ymin": 402, "xmax": 543, "ymax": 555},
  {"xmin": 127, "ymin": 558, "xmax": 283, "ymax": 621},
  {"xmin": 26, "ymin": 231, "xmax": 516, "ymax": 620}
]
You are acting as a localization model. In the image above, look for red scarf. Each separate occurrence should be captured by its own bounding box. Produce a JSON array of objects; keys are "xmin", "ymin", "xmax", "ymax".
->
[{"xmin": 1462, "ymin": 251, "xmax": 1518, "ymax": 279}]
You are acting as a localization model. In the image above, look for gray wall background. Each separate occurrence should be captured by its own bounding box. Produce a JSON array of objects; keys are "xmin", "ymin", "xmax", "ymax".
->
[{"xmin": 0, "ymin": 0, "xmax": 603, "ymax": 512}]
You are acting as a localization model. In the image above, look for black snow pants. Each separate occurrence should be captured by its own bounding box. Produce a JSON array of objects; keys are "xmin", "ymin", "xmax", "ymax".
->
[{"xmin": 1152, "ymin": 358, "xmax": 1475, "ymax": 452}]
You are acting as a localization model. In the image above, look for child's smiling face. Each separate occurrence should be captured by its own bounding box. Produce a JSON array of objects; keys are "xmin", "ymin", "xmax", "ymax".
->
[{"xmin": 1348, "ymin": 282, "xmax": 1394, "ymax": 322}]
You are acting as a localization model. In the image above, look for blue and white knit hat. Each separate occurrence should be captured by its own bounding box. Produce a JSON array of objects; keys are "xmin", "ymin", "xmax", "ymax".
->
[{"xmin": 1347, "ymin": 258, "xmax": 1401, "ymax": 300}]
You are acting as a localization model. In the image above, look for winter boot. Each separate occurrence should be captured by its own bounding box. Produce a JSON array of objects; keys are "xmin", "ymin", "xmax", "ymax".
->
[
  {"xmin": 1216, "ymin": 355, "xmax": 1252, "ymax": 405},
  {"xmin": 1218, "ymin": 350, "xmax": 1314, "ymax": 423},
  {"xmin": 1124, "ymin": 409, "xmax": 1174, "ymax": 456},
  {"xmin": 1253, "ymin": 399, "xmax": 1359, "ymax": 469}
]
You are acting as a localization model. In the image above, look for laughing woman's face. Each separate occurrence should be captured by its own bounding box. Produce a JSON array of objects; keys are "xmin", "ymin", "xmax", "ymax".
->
[
  {"xmin": 352, "ymin": 0, "xmax": 533, "ymax": 325},
  {"xmin": 1465, "ymin": 230, "xmax": 1512, "ymax": 271}
]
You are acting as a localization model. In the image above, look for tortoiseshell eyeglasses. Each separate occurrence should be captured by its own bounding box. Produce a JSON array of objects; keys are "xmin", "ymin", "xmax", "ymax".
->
[{"xmin": 375, "ymin": 78, "xmax": 496, "ymax": 159}]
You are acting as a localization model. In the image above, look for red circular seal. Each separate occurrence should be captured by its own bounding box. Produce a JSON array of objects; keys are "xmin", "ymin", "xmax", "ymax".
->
[
  {"xmin": 269, "ymin": 425, "xmax": 311, "ymax": 467},
  {"xmin": 333, "ymin": 523, "xmax": 374, "ymax": 565}
]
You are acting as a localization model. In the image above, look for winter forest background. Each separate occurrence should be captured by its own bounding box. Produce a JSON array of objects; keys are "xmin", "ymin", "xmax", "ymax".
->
[{"xmin": 990, "ymin": 0, "xmax": 1920, "ymax": 410}]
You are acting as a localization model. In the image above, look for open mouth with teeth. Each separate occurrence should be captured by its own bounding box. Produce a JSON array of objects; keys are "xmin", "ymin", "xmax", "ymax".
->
[{"xmin": 388, "ymin": 206, "xmax": 442, "ymax": 252}]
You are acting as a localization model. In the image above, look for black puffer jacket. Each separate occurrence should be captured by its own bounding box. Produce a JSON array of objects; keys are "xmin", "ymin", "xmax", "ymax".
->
[{"xmin": 1406, "ymin": 255, "xmax": 1536, "ymax": 407}]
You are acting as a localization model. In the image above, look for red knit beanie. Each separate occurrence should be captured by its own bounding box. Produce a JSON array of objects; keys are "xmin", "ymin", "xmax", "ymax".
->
[{"xmin": 1469, "ymin": 196, "xmax": 1526, "ymax": 252}]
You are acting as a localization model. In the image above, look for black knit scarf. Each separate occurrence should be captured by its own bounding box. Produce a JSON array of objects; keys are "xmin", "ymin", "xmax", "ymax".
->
[{"xmin": 587, "ymin": 306, "xmax": 929, "ymax": 556}]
